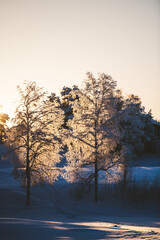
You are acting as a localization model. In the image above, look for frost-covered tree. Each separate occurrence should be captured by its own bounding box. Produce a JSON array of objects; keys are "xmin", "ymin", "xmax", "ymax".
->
[
  {"xmin": 49, "ymin": 86, "xmax": 79, "ymax": 167},
  {"xmin": 121, "ymin": 95, "xmax": 153, "ymax": 156},
  {"xmin": 60, "ymin": 85, "xmax": 79, "ymax": 129},
  {"xmin": 118, "ymin": 94, "xmax": 154, "ymax": 185},
  {"xmin": 0, "ymin": 107, "xmax": 9, "ymax": 144},
  {"xmin": 8, "ymin": 81, "xmax": 64, "ymax": 205},
  {"xmin": 65, "ymin": 72, "xmax": 122, "ymax": 202}
]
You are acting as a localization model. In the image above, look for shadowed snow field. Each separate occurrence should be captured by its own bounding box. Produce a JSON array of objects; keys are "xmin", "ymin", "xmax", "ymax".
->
[{"xmin": 0, "ymin": 152, "xmax": 160, "ymax": 239}]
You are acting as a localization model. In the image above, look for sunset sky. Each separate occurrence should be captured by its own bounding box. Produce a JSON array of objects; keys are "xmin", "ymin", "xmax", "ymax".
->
[{"xmin": 0, "ymin": 0, "xmax": 160, "ymax": 123}]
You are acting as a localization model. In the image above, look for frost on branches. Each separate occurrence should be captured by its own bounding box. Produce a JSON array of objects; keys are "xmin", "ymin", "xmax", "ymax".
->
[
  {"xmin": 0, "ymin": 109, "xmax": 9, "ymax": 144},
  {"xmin": 65, "ymin": 72, "xmax": 123, "ymax": 202},
  {"xmin": 121, "ymin": 94, "xmax": 154, "ymax": 158},
  {"xmin": 118, "ymin": 94, "xmax": 154, "ymax": 185},
  {"xmin": 8, "ymin": 81, "xmax": 64, "ymax": 205}
]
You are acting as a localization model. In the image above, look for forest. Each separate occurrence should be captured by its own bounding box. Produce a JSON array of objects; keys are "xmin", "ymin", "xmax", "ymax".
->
[
  {"xmin": 1, "ymin": 73, "xmax": 160, "ymax": 240},
  {"xmin": 1, "ymin": 72, "xmax": 159, "ymax": 207}
]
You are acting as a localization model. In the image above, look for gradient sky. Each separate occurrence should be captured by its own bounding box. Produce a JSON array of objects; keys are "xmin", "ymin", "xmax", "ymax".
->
[{"xmin": 0, "ymin": 0, "xmax": 160, "ymax": 122}]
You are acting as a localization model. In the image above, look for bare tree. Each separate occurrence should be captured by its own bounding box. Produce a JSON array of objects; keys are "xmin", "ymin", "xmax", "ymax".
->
[{"xmin": 8, "ymin": 81, "xmax": 64, "ymax": 205}]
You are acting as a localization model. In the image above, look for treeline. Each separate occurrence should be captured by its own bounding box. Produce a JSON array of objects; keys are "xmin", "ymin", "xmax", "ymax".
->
[
  {"xmin": 0, "ymin": 109, "xmax": 9, "ymax": 144},
  {"xmin": 4, "ymin": 73, "xmax": 156, "ymax": 205}
]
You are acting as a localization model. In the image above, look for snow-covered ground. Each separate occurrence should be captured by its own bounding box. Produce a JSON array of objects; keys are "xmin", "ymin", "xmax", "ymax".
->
[
  {"xmin": 131, "ymin": 155, "xmax": 160, "ymax": 184},
  {"xmin": 0, "ymin": 149, "xmax": 160, "ymax": 239},
  {"xmin": 131, "ymin": 166, "xmax": 160, "ymax": 183}
]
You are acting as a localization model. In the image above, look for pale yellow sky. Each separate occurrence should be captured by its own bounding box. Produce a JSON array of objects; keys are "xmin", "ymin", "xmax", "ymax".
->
[{"xmin": 0, "ymin": 0, "xmax": 160, "ymax": 121}]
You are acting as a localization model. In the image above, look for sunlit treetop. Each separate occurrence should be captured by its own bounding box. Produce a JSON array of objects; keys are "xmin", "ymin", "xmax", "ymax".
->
[
  {"xmin": 0, "ymin": 106, "xmax": 9, "ymax": 125},
  {"xmin": 0, "ymin": 105, "xmax": 9, "ymax": 144}
]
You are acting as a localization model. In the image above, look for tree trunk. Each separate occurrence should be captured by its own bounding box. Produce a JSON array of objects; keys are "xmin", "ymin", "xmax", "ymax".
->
[
  {"xmin": 26, "ymin": 131, "xmax": 30, "ymax": 206},
  {"xmin": 122, "ymin": 164, "xmax": 128, "ymax": 193},
  {"xmin": 26, "ymin": 172, "xmax": 30, "ymax": 206},
  {"xmin": 0, "ymin": 126, "xmax": 3, "ymax": 144},
  {"xmin": 94, "ymin": 117, "xmax": 98, "ymax": 203},
  {"xmin": 26, "ymin": 111, "xmax": 31, "ymax": 206},
  {"xmin": 94, "ymin": 154, "xmax": 98, "ymax": 202}
]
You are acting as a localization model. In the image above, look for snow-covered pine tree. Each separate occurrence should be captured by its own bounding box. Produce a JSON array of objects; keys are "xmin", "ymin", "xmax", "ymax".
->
[
  {"xmin": 8, "ymin": 81, "xmax": 64, "ymax": 205},
  {"xmin": 119, "ymin": 94, "xmax": 154, "ymax": 186},
  {"xmin": 65, "ymin": 72, "xmax": 122, "ymax": 202},
  {"xmin": 60, "ymin": 86, "xmax": 79, "ymax": 129},
  {"xmin": 49, "ymin": 86, "xmax": 79, "ymax": 167}
]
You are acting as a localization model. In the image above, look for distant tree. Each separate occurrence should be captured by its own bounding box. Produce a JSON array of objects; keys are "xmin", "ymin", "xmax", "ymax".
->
[
  {"xmin": 118, "ymin": 94, "xmax": 154, "ymax": 187},
  {"xmin": 60, "ymin": 86, "xmax": 74, "ymax": 129},
  {"xmin": 0, "ymin": 107, "xmax": 9, "ymax": 144},
  {"xmin": 49, "ymin": 86, "xmax": 80, "ymax": 167},
  {"xmin": 8, "ymin": 81, "xmax": 64, "ymax": 205},
  {"xmin": 60, "ymin": 85, "xmax": 79, "ymax": 129},
  {"xmin": 65, "ymin": 72, "xmax": 122, "ymax": 202}
]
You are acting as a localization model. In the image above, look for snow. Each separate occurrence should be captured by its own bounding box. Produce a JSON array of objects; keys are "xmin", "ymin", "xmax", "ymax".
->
[
  {"xmin": 131, "ymin": 166, "xmax": 160, "ymax": 183},
  {"xmin": 0, "ymin": 216, "xmax": 160, "ymax": 240},
  {"xmin": 0, "ymin": 150, "xmax": 160, "ymax": 239},
  {"xmin": 130, "ymin": 155, "xmax": 160, "ymax": 183}
]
